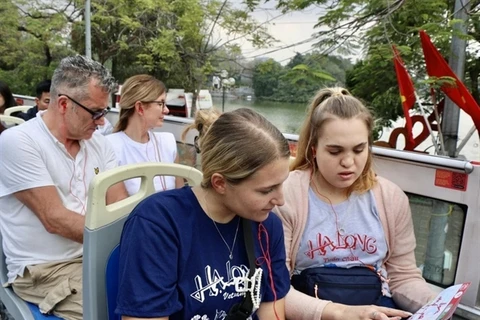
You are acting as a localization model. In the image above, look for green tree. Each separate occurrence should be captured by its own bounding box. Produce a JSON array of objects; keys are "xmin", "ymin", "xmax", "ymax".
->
[
  {"xmin": 210, "ymin": 45, "xmax": 245, "ymax": 82},
  {"xmin": 286, "ymin": 52, "xmax": 305, "ymax": 68},
  {"xmin": 276, "ymin": 62, "xmax": 335, "ymax": 102},
  {"xmin": 282, "ymin": 63, "xmax": 335, "ymax": 85},
  {"xmin": 0, "ymin": 0, "xmax": 75, "ymax": 94},
  {"xmin": 251, "ymin": 52, "xmax": 351, "ymax": 103},
  {"xmin": 346, "ymin": 59, "xmax": 400, "ymax": 130},
  {"xmin": 252, "ymin": 59, "xmax": 283, "ymax": 97},
  {"xmin": 1, "ymin": 0, "xmax": 272, "ymax": 104},
  {"xmin": 303, "ymin": 53, "xmax": 352, "ymax": 85},
  {"xmin": 131, "ymin": 0, "xmax": 275, "ymax": 110},
  {"xmin": 271, "ymin": 0, "xmax": 480, "ymax": 126}
]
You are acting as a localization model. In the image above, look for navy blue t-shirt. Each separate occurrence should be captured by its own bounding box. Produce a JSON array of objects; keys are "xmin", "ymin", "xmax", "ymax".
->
[{"xmin": 116, "ymin": 186, "xmax": 290, "ymax": 319}]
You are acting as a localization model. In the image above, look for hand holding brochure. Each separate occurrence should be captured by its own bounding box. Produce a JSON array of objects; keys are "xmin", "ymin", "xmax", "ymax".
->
[{"xmin": 408, "ymin": 282, "xmax": 470, "ymax": 320}]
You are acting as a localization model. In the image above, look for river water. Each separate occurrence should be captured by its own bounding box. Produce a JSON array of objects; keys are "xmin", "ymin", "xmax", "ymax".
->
[{"xmin": 213, "ymin": 97, "xmax": 480, "ymax": 160}]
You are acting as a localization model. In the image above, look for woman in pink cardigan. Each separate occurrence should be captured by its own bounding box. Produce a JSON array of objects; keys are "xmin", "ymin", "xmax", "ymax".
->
[{"xmin": 274, "ymin": 87, "xmax": 436, "ymax": 320}]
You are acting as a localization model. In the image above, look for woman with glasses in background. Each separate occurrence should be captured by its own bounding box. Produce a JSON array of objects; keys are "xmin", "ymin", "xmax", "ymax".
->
[
  {"xmin": 0, "ymin": 80, "xmax": 18, "ymax": 134},
  {"xmin": 0, "ymin": 80, "xmax": 17, "ymax": 115},
  {"xmin": 106, "ymin": 74, "xmax": 183, "ymax": 195}
]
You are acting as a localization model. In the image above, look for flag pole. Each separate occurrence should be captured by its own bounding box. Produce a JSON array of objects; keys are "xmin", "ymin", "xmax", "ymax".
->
[
  {"xmin": 413, "ymin": 91, "xmax": 443, "ymax": 155},
  {"xmin": 429, "ymin": 88, "xmax": 446, "ymax": 155},
  {"xmin": 85, "ymin": 0, "xmax": 91, "ymax": 59},
  {"xmin": 441, "ymin": 0, "xmax": 471, "ymax": 157},
  {"xmin": 455, "ymin": 125, "xmax": 477, "ymax": 157}
]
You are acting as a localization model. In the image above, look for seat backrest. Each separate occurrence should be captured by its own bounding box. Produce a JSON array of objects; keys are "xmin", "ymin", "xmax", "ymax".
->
[
  {"xmin": 4, "ymin": 106, "xmax": 33, "ymax": 116},
  {"xmin": 0, "ymin": 115, "xmax": 25, "ymax": 126},
  {"xmin": 83, "ymin": 163, "xmax": 203, "ymax": 320}
]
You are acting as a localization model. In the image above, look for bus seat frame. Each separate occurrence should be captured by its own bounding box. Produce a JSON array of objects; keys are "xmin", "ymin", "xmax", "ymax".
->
[{"xmin": 83, "ymin": 163, "xmax": 203, "ymax": 320}]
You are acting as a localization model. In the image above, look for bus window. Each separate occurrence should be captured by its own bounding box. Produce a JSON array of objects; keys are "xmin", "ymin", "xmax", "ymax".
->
[{"xmin": 407, "ymin": 193, "xmax": 466, "ymax": 287}]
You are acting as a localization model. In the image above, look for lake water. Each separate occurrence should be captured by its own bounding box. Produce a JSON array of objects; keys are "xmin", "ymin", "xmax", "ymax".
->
[
  {"xmin": 213, "ymin": 97, "xmax": 308, "ymax": 134},
  {"xmin": 213, "ymin": 97, "xmax": 480, "ymax": 160}
]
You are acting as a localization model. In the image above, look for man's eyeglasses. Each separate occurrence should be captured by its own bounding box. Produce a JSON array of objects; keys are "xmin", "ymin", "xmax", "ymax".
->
[{"xmin": 58, "ymin": 94, "xmax": 110, "ymax": 120}]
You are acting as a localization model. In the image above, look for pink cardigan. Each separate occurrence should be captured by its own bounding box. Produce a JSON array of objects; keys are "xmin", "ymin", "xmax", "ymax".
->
[{"xmin": 273, "ymin": 169, "xmax": 435, "ymax": 320}]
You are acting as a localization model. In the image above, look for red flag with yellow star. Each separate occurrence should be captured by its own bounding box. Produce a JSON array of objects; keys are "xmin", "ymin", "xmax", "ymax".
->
[
  {"xmin": 420, "ymin": 30, "xmax": 480, "ymax": 132},
  {"xmin": 392, "ymin": 45, "xmax": 416, "ymax": 147}
]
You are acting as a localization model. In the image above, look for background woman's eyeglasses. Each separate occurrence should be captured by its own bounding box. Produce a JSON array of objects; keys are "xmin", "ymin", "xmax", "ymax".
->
[
  {"xmin": 58, "ymin": 94, "xmax": 110, "ymax": 120},
  {"xmin": 142, "ymin": 100, "xmax": 168, "ymax": 111}
]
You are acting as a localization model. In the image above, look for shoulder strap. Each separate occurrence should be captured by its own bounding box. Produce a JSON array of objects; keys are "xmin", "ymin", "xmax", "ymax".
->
[
  {"xmin": 243, "ymin": 218, "xmax": 256, "ymax": 277},
  {"xmin": 225, "ymin": 218, "xmax": 257, "ymax": 320}
]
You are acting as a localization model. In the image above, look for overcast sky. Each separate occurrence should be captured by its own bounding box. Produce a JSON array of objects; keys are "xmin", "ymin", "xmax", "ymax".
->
[{"xmin": 233, "ymin": 3, "xmax": 324, "ymax": 64}]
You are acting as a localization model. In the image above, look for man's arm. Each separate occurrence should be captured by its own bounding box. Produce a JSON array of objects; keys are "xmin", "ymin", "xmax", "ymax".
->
[
  {"xmin": 14, "ymin": 186, "xmax": 85, "ymax": 243},
  {"xmin": 15, "ymin": 180, "xmax": 128, "ymax": 243},
  {"xmin": 106, "ymin": 182, "xmax": 128, "ymax": 205}
]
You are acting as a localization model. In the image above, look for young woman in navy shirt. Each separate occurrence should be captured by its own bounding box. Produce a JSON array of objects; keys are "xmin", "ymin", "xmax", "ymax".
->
[{"xmin": 116, "ymin": 108, "xmax": 291, "ymax": 320}]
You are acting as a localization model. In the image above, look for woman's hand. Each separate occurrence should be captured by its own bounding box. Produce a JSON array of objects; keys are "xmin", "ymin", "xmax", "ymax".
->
[{"xmin": 323, "ymin": 302, "xmax": 413, "ymax": 320}]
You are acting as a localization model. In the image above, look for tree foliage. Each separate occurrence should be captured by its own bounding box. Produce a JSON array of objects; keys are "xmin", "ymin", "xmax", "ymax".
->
[
  {"xmin": 0, "ymin": 0, "xmax": 273, "ymax": 105},
  {"xmin": 0, "ymin": 0, "xmax": 76, "ymax": 95},
  {"xmin": 271, "ymin": 0, "xmax": 480, "ymax": 128},
  {"xmin": 252, "ymin": 58, "xmax": 283, "ymax": 97},
  {"xmin": 252, "ymin": 52, "xmax": 352, "ymax": 102},
  {"xmin": 74, "ymin": 0, "xmax": 275, "ymax": 109}
]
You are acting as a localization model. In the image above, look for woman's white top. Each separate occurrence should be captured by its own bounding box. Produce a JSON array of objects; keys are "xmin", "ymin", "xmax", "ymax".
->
[{"xmin": 106, "ymin": 131, "xmax": 178, "ymax": 195}]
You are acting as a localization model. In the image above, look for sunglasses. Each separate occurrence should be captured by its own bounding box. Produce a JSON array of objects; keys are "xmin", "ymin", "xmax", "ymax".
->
[{"xmin": 58, "ymin": 94, "xmax": 110, "ymax": 120}]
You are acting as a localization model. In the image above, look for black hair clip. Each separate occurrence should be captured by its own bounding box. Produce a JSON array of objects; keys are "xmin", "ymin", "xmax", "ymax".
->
[{"xmin": 194, "ymin": 136, "xmax": 201, "ymax": 153}]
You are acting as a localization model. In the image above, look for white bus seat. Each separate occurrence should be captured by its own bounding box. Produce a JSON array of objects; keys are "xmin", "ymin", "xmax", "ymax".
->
[
  {"xmin": 4, "ymin": 106, "xmax": 33, "ymax": 116},
  {"xmin": 83, "ymin": 163, "xmax": 203, "ymax": 320},
  {"xmin": 0, "ymin": 115, "xmax": 25, "ymax": 126},
  {"xmin": 0, "ymin": 232, "xmax": 63, "ymax": 319}
]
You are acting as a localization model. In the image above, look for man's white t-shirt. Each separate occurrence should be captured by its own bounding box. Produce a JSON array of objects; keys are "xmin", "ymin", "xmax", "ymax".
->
[
  {"xmin": 0, "ymin": 112, "xmax": 117, "ymax": 283},
  {"xmin": 106, "ymin": 131, "xmax": 178, "ymax": 195}
]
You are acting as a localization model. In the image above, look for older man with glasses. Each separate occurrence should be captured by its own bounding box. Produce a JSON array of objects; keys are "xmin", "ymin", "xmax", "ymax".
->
[{"xmin": 0, "ymin": 55, "xmax": 129, "ymax": 320}]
